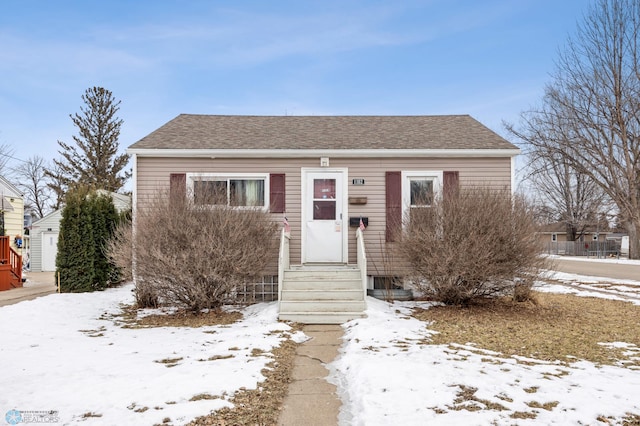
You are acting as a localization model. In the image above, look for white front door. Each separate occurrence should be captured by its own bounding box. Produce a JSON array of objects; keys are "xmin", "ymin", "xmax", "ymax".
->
[
  {"xmin": 41, "ymin": 232, "xmax": 59, "ymax": 272},
  {"xmin": 303, "ymin": 169, "xmax": 347, "ymax": 263}
]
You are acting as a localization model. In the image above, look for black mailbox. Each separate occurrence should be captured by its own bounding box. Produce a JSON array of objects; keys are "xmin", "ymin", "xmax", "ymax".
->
[{"xmin": 349, "ymin": 217, "xmax": 369, "ymax": 227}]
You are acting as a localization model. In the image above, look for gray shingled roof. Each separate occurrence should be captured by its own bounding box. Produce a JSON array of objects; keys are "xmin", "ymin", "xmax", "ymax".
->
[{"xmin": 128, "ymin": 114, "xmax": 517, "ymax": 151}]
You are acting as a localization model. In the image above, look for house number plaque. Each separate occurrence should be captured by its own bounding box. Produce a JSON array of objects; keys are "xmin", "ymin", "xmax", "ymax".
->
[{"xmin": 352, "ymin": 179, "xmax": 365, "ymax": 185}]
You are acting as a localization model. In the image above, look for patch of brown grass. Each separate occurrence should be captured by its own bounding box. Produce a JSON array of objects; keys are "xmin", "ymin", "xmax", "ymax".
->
[
  {"xmin": 136, "ymin": 309, "xmax": 242, "ymax": 328},
  {"xmin": 127, "ymin": 403, "xmax": 149, "ymax": 413},
  {"xmin": 446, "ymin": 384, "xmax": 508, "ymax": 412},
  {"xmin": 413, "ymin": 293, "xmax": 640, "ymax": 366},
  {"xmin": 189, "ymin": 393, "xmax": 220, "ymax": 402},
  {"xmin": 154, "ymin": 357, "xmax": 183, "ymax": 367},
  {"xmin": 207, "ymin": 354, "xmax": 234, "ymax": 361},
  {"xmin": 596, "ymin": 413, "xmax": 640, "ymax": 425},
  {"xmin": 511, "ymin": 411, "xmax": 537, "ymax": 419},
  {"xmin": 526, "ymin": 400, "xmax": 559, "ymax": 411},
  {"xmin": 623, "ymin": 413, "xmax": 640, "ymax": 425},
  {"xmin": 116, "ymin": 304, "xmax": 244, "ymax": 329}
]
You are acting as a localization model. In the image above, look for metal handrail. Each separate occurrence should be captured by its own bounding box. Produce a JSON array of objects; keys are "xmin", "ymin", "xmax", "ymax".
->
[
  {"xmin": 277, "ymin": 228, "xmax": 290, "ymax": 308},
  {"xmin": 356, "ymin": 227, "xmax": 367, "ymax": 295}
]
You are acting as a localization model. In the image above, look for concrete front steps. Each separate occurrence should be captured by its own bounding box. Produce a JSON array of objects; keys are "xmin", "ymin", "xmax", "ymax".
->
[{"xmin": 278, "ymin": 265, "xmax": 367, "ymax": 324}]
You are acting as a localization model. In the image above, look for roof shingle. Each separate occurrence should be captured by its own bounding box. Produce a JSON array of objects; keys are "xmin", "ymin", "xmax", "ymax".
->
[{"xmin": 128, "ymin": 114, "xmax": 518, "ymax": 151}]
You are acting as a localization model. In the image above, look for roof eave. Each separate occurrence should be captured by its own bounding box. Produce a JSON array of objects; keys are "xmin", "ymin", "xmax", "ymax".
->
[{"xmin": 126, "ymin": 148, "xmax": 521, "ymax": 158}]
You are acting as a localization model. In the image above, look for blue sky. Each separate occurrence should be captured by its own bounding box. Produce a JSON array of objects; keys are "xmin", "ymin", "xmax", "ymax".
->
[{"xmin": 0, "ymin": 0, "xmax": 588, "ymax": 172}]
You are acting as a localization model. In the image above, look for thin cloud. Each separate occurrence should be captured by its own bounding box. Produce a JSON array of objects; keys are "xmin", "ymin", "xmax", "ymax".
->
[{"xmin": 0, "ymin": 33, "xmax": 151, "ymax": 80}]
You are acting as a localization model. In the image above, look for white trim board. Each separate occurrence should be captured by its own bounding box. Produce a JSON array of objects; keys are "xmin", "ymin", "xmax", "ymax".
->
[{"xmin": 128, "ymin": 148, "xmax": 521, "ymax": 158}]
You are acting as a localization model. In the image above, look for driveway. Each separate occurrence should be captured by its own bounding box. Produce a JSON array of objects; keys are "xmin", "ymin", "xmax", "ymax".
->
[
  {"xmin": 549, "ymin": 257, "xmax": 640, "ymax": 281},
  {"xmin": 0, "ymin": 272, "xmax": 57, "ymax": 307}
]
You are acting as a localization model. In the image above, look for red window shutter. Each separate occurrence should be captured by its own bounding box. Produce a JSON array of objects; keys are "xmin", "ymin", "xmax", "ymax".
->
[
  {"xmin": 443, "ymin": 171, "xmax": 460, "ymax": 199},
  {"xmin": 386, "ymin": 171, "xmax": 402, "ymax": 242},
  {"xmin": 169, "ymin": 173, "xmax": 186, "ymax": 202},
  {"xmin": 270, "ymin": 173, "xmax": 286, "ymax": 213}
]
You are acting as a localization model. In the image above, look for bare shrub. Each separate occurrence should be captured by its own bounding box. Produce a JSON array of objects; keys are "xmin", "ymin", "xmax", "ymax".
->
[
  {"xmin": 106, "ymin": 221, "xmax": 160, "ymax": 307},
  {"xmin": 106, "ymin": 221, "xmax": 133, "ymax": 281},
  {"xmin": 398, "ymin": 187, "xmax": 547, "ymax": 305},
  {"xmin": 108, "ymin": 190, "xmax": 278, "ymax": 311}
]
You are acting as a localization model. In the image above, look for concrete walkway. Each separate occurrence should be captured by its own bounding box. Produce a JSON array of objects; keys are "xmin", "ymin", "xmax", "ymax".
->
[
  {"xmin": 0, "ymin": 271, "xmax": 57, "ymax": 307},
  {"xmin": 278, "ymin": 324, "xmax": 343, "ymax": 426}
]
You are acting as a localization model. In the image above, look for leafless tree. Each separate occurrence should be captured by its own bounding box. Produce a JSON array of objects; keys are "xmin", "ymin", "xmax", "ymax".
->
[
  {"xmin": 0, "ymin": 143, "xmax": 16, "ymax": 177},
  {"xmin": 12, "ymin": 155, "xmax": 53, "ymax": 219},
  {"xmin": 507, "ymin": 0, "xmax": 640, "ymax": 258},
  {"xmin": 526, "ymin": 146, "xmax": 609, "ymax": 240},
  {"xmin": 45, "ymin": 163, "xmax": 67, "ymax": 211}
]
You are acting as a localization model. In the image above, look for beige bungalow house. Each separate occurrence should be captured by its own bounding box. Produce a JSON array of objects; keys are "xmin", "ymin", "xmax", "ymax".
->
[{"xmin": 127, "ymin": 114, "xmax": 520, "ymax": 323}]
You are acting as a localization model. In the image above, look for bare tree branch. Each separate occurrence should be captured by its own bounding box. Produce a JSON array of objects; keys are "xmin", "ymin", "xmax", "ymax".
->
[
  {"xmin": 12, "ymin": 155, "xmax": 53, "ymax": 219},
  {"xmin": 507, "ymin": 0, "xmax": 640, "ymax": 258}
]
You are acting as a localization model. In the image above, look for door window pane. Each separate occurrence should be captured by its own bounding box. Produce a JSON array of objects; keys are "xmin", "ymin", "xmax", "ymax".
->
[
  {"xmin": 313, "ymin": 200, "xmax": 336, "ymax": 220},
  {"xmin": 314, "ymin": 179, "xmax": 336, "ymax": 199}
]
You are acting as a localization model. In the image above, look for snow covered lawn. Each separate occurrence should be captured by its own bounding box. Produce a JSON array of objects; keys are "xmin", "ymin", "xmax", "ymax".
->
[
  {"xmin": 0, "ymin": 283, "xmax": 303, "ymax": 425},
  {"xmin": 329, "ymin": 298, "xmax": 640, "ymax": 425},
  {"xmin": 329, "ymin": 273, "xmax": 640, "ymax": 425},
  {"xmin": 1, "ymin": 271, "xmax": 639, "ymax": 425},
  {"xmin": 538, "ymin": 270, "xmax": 640, "ymax": 304}
]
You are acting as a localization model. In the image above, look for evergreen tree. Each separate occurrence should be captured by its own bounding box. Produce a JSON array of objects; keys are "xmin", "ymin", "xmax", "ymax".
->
[
  {"xmin": 89, "ymin": 192, "xmax": 120, "ymax": 288},
  {"xmin": 56, "ymin": 187, "xmax": 121, "ymax": 292},
  {"xmin": 47, "ymin": 87, "xmax": 130, "ymax": 197},
  {"xmin": 57, "ymin": 186, "xmax": 95, "ymax": 292}
]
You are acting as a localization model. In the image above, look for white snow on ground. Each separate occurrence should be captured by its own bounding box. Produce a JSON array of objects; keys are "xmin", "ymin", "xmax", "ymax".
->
[
  {"xmin": 328, "ymin": 275, "xmax": 640, "ymax": 425},
  {"xmin": 0, "ymin": 283, "xmax": 304, "ymax": 425},
  {"xmin": 537, "ymin": 269, "xmax": 640, "ymax": 305},
  {"xmin": 1, "ymin": 270, "xmax": 639, "ymax": 425}
]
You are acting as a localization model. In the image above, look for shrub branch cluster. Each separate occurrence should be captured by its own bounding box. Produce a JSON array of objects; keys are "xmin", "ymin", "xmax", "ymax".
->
[
  {"xmin": 109, "ymin": 191, "xmax": 278, "ymax": 311},
  {"xmin": 398, "ymin": 188, "xmax": 547, "ymax": 305}
]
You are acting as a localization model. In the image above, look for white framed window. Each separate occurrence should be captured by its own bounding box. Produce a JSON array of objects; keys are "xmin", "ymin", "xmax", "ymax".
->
[
  {"xmin": 401, "ymin": 171, "xmax": 443, "ymax": 221},
  {"xmin": 186, "ymin": 173, "xmax": 269, "ymax": 209}
]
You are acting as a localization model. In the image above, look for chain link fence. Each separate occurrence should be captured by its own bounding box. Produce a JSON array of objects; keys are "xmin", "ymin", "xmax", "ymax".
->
[{"xmin": 544, "ymin": 240, "xmax": 621, "ymax": 258}]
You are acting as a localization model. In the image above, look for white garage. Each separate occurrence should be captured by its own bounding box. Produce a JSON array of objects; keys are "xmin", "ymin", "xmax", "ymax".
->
[{"xmin": 28, "ymin": 192, "xmax": 130, "ymax": 272}]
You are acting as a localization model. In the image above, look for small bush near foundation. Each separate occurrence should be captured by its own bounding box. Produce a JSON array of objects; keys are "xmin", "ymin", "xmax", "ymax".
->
[
  {"xmin": 107, "ymin": 190, "xmax": 278, "ymax": 311},
  {"xmin": 398, "ymin": 188, "xmax": 546, "ymax": 305}
]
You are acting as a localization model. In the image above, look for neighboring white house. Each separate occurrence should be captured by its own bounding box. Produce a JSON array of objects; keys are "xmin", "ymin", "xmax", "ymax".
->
[
  {"xmin": 0, "ymin": 176, "xmax": 25, "ymax": 252},
  {"xmin": 28, "ymin": 191, "xmax": 131, "ymax": 272}
]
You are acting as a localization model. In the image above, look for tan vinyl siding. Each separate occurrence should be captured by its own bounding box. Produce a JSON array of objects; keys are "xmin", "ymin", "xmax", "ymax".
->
[
  {"xmin": 4, "ymin": 200, "xmax": 24, "ymax": 237},
  {"xmin": 4, "ymin": 198, "xmax": 24, "ymax": 253},
  {"xmin": 134, "ymin": 156, "xmax": 512, "ymax": 275}
]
